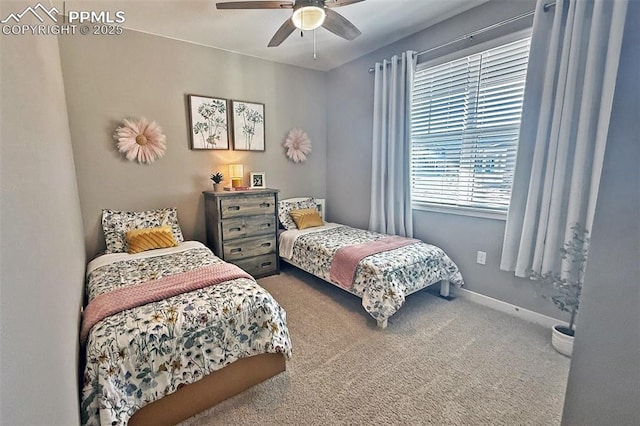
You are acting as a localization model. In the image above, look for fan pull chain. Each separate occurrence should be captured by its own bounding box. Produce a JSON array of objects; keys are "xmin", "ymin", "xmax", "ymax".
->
[{"xmin": 313, "ymin": 28, "xmax": 317, "ymax": 60}]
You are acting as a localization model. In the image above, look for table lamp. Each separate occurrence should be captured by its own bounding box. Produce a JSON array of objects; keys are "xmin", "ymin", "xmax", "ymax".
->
[{"xmin": 229, "ymin": 164, "xmax": 244, "ymax": 188}]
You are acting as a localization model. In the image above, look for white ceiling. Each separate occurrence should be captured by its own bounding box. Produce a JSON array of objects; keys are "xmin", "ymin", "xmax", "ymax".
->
[{"xmin": 52, "ymin": 0, "xmax": 488, "ymax": 71}]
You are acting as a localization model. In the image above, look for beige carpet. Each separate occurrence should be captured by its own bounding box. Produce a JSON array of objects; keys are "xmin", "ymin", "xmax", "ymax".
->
[{"xmin": 181, "ymin": 264, "xmax": 570, "ymax": 425}]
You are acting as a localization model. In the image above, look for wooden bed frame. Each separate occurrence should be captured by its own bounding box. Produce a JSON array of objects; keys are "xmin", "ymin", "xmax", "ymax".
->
[{"xmin": 129, "ymin": 352, "xmax": 286, "ymax": 426}]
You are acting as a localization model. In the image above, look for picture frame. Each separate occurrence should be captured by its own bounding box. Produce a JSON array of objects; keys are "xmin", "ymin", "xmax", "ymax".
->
[
  {"xmin": 231, "ymin": 100, "xmax": 265, "ymax": 151},
  {"xmin": 250, "ymin": 172, "xmax": 266, "ymax": 189},
  {"xmin": 315, "ymin": 198, "xmax": 325, "ymax": 221},
  {"xmin": 188, "ymin": 94, "xmax": 229, "ymax": 150}
]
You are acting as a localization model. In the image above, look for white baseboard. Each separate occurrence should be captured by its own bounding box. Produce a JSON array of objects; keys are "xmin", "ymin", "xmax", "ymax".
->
[{"xmin": 452, "ymin": 287, "xmax": 568, "ymax": 330}]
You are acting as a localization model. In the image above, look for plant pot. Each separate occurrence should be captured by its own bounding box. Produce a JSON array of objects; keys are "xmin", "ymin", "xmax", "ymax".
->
[
  {"xmin": 551, "ymin": 324, "xmax": 574, "ymax": 357},
  {"xmin": 213, "ymin": 183, "xmax": 222, "ymax": 192}
]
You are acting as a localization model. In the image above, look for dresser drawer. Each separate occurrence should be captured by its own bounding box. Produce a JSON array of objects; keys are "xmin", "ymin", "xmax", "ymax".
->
[
  {"xmin": 220, "ymin": 195, "xmax": 275, "ymax": 219},
  {"xmin": 221, "ymin": 216, "xmax": 276, "ymax": 241},
  {"xmin": 223, "ymin": 235, "xmax": 276, "ymax": 261},
  {"xmin": 233, "ymin": 253, "xmax": 278, "ymax": 278}
]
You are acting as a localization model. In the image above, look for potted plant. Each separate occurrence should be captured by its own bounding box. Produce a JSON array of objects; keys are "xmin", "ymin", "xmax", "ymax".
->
[
  {"xmin": 210, "ymin": 172, "xmax": 224, "ymax": 191},
  {"xmin": 530, "ymin": 223, "xmax": 589, "ymax": 357}
]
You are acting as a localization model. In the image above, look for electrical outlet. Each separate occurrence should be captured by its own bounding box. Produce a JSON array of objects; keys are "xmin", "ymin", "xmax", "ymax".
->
[{"xmin": 476, "ymin": 251, "xmax": 487, "ymax": 265}]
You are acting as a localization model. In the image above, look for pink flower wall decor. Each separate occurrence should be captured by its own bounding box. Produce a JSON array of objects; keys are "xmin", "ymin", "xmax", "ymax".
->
[
  {"xmin": 114, "ymin": 117, "xmax": 167, "ymax": 164},
  {"xmin": 282, "ymin": 128, "xmax": 312, "ymax": 163}
]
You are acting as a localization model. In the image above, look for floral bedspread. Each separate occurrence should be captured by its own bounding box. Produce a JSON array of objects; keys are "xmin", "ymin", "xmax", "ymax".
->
[
  {"xmin": 287, "ymin": 226, "xmax": 464, "ymax": 323},
  {"xmin": 80, "ymin": 243, "xmax": 291, "ymax": 426}
]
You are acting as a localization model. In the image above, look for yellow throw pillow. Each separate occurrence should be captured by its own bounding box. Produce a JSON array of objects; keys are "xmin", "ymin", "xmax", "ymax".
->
[
  {"xmin": 126, "ymin": 225, "xmax": 177, "ymax": 254},
  {"xmin": 289, "ymin": 208, "xmax": 324, "ymax": 230}
]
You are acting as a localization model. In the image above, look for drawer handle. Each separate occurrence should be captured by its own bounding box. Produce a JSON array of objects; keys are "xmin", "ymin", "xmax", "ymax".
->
[
  {"xmin": 229, "ymin": 227, "xmax": 242, "ymax": 232},
  {"xmin": 230, "ymin": 248, "xmax": 242, "ymax": 253},
  {"xmin": 259, "ymin": 202, "xmax": 271, "ymax": 208},
  {"xmin": 260, "ymin": 262, "xmax": 272, "ymax": 268},
  {"xmin": 260, "ymin": 242, "xmax": 271, "ymax": 247},
  {"xmin": 259, "ymin": 223, "xmax": 272, "ymax": 229},
  {"xmin": 227, "ymin": 206, "xmax": 240, "ymax": 211}
]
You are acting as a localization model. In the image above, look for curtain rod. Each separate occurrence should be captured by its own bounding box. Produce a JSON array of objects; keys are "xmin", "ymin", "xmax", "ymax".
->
[{"xmin": 368, "ymin": 2, "xmax": 556, "ymax": 74}]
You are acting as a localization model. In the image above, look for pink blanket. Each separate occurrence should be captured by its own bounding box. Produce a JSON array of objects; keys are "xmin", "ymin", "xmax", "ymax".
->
[
  {"xmin": 329, "ymin": 235, "xmax": 419, "ymax": 289},
  {"xmin": 80, "ymin": 263, "xmax": 253, "ymax": 344}
]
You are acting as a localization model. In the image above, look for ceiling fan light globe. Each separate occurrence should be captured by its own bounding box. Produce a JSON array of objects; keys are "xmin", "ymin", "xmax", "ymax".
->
[{"xmin": 292, "ymin": 6, "xmax": 326, "ymax": 30}]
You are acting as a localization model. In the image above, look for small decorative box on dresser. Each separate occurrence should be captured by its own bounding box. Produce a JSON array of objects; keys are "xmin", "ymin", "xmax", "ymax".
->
[{"xmin": 203, "ymin": 189, "xmax": 279, "ymax": 278}]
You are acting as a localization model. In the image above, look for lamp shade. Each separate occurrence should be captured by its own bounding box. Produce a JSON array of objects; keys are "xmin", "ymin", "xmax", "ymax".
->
[
  {"xmin": 292, "ymin": 5, "xmax": 325, "ymax": 31},
  {"xmin": 229, "ymin": 164, "xmax": 243, "ymax": 178},
  {"xmin": 229, "ymin": 164, "xmax": 244, "ymax": 188}
]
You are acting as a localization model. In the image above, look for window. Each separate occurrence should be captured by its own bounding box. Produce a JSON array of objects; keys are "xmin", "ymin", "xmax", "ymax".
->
[{"xmin": 410, "ymin": 37, "xmax": 531, "ymax": 215}]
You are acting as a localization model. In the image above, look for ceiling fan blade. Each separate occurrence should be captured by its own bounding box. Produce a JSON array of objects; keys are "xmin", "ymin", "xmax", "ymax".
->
[
  {"xmin": 322, "ymin": 8, "xmax": 361, "ymax": 41},
  {"xmin": 325, "ymin": 0, "xmax": 366, "ymax": 8},
  {"xmin": 216, "ymin": 1, "xmax": 293, "ymax": 9},
  {"xmin": 268, "ymin": 18, "xmax": 296, "ymax": 47}
]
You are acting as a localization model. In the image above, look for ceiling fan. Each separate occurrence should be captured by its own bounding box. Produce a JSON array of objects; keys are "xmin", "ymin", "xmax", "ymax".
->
[{"xmin": 216, "ymin": 0, "xmax": 365, "ymax": 47}]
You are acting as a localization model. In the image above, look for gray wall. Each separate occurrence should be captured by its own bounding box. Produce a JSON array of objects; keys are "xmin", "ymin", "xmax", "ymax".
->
[
  {"xmin": 59, "ymin": 30, "xmax": 327, "ymax": 258},
  {"xmin": 326, "ymin": 0, "xmax": 563, "ymax": 318},
  {"xmin": 562, "ymin": 1, "xmax": 640, "ymax": 423},
  {"xmin": 0, "ymin": 3, "xmax": 86, "ymax": 424}
]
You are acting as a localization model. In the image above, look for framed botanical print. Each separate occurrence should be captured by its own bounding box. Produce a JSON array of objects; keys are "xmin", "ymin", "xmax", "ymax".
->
[
  {"xmin": 188, "ymin": 94, "xmax": 229, "ymax": 150},
  {"xmin": 231, "ymin": 100, "xmax": 265, "ymax": 151}
]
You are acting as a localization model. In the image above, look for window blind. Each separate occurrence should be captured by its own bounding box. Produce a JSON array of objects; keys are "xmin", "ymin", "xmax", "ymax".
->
[{"xmin": 410, "ymin": 37, "xmax": 531, "ymax": 213}]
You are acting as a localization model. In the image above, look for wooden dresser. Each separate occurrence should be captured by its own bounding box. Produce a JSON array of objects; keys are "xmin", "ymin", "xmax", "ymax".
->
[{"xmin": 203, "ymin": 189, "xmax": 279, "ymax": 278}]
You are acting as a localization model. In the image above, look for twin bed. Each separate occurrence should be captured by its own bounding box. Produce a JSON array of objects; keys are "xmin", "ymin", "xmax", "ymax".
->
[
  {"xmin": 80, "ymin": 201, "xmax": 462, "ymax": 425},
  {"xmin": 80, "ymin": 209, "xmax": 291, "ymax": 426},
  {"xmin": 278, "ymin": 197, "xmax": 463, "ymax": 328}
]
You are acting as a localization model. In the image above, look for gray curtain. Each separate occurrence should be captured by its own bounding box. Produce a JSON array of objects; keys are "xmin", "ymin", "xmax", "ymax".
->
[
  {"xmin": 369, "ymin": 51, "xmax": 417, "ymax": 237},
  {"xmin": 501, "ymin": 0, "xmax": 628, "ymax": 277}
]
